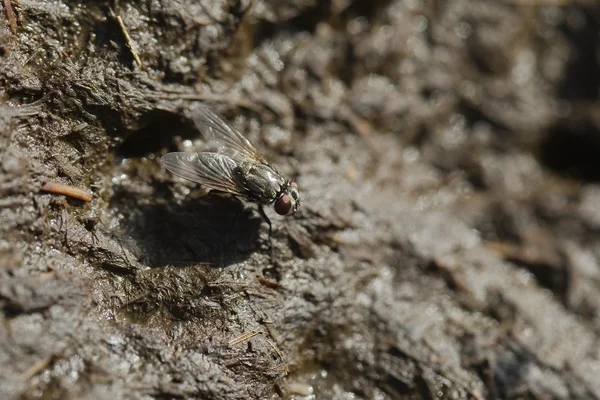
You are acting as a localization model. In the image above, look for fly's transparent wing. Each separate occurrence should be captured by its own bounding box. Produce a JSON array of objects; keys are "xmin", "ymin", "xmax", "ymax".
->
[
  {"xmin": 161, "ymin": 152, "xmax": 244, "ymax": 195},
  {"xmin": 191, "ymin": 105, "xmax": 265, "ymax": 162}
]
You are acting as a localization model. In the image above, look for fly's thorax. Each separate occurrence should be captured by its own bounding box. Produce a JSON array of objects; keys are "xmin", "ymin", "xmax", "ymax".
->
[{"xmin": 234, "ymin": 160, "xmax": 286, "ymax": 204}]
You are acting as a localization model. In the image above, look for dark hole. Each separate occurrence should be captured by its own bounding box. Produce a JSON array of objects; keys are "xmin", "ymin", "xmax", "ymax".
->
[
  {"xmin": 116, "ymin": 112, "xmax": 195, "ymax": 158},
  {"xmin": 420, "ymin": 87, "xmax": 434, "ymax": 100},
  {"xmin": 539, "ymin": 117, "xmax": 600, "ymax": 183},
  {"xmin": 458, "ymin": 100, "xmax": 510, "ymax": 136},
  {"xmin": 505, "ymin": 256, "xmax": 569, "ymax": 304},
  {"xmin": 557, "ymin": 10, "xmax": 600, "ymax": 102},
  {"xmin": 252, "ymin": 1, "xmax": 331, "ymax": 47},
  {"xmin": 342, "ymin": 0, "xmax": 394, "ymax": 20}
]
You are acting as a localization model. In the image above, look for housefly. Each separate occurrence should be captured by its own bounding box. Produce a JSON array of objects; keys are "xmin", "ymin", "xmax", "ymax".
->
[{"xmin": 161, "ymin": 105, "xmax": 301, "ymax": 248}]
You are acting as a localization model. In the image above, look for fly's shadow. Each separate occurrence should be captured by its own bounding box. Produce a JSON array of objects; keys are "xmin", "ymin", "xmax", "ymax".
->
[{"xmin": 112, "ymin": 187, "xmax": 263, "ymax": 268}]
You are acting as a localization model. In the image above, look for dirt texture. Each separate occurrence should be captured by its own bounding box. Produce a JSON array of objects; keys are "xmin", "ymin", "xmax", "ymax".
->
[{"xmin": 1, "ymin": 1, "xmax": 600, "ymax": 399}]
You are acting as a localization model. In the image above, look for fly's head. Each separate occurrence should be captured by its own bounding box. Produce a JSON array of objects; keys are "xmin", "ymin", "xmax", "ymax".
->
[{"xmin": 274, "ymin": 181, "xmax": 300, "ymax": 216}]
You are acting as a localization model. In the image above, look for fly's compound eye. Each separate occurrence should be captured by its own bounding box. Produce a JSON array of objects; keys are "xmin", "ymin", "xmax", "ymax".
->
[
  {"xmin": 290, "ymin": 180, "xmax": 298, "ymax": 189},
  {"xmin": 274, "ymin": 193, "xmax": 295, "ymax": 216}
]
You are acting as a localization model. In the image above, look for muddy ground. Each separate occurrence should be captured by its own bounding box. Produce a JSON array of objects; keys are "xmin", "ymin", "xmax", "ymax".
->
[{"xmin": 1, "ymin": 1, "xmax": 600, "ymax": 399}]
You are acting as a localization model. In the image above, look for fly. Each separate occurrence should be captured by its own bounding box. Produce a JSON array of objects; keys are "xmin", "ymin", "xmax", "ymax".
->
[{"xmin": 161, "ymin": 105, "xmax": 301, "ymax": 252}]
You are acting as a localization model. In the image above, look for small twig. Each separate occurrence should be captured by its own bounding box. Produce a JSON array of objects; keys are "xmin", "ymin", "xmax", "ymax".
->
[
  {"xmin": 3, "ymin": 0, "xmax": 17, "ymax": 34},
  {"xmin": 265, "ymin": 337, "xmax": 288, "ymax": 374},
  {"xmin": 22, "ymin": 356, "xmax": 54, "ymax": 380},
  {"xmin": 228, "ymin": 328, "xmax": 265, "ymax": 347},
  {"xmin": 40, "ymin": 182, "xmax": 93, "ymax": 202},
  {"xmin": 147, "ymin": 92, "xmax": 263, "ymax": 114},
  {"xmin": 109, "ymin": 8, "xmax": 142, "ymax": 68},
  {"xmin": 258, "ymin": 276, "xmax": 285, "ymax": 289}
]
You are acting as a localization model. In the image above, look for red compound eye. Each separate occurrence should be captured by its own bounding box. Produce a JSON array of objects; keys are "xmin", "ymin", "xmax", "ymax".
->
[
  {"xmin": 274, "ymin": 194, "xmax": 294, "ymax": 216},
  {"xmin": 290, "ymin": 181, "xmax": 298, "ymax": 189}
]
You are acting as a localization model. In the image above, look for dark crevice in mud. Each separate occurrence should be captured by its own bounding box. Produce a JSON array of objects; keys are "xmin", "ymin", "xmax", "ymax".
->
[
  {"xmin": 466, "ymin": 28, "xmax": 511, "ymax": 77},
  {"xmin": 472, "ymin": 211, "xmax": 514, "ymax": 244},
  {"xmin": 505, "ymin": 256, "xmax": 570, "ymax": 304},
  {"xmin": 539, "ymin": 117, "xmax": 600, "ymax": 183},
  {"xmin": 116, "ymin": 111, "xmax": 193, "ymax": 158},
  {"xmin": 377, "ymin": 371, "xmax": 417, "ymax": 398},
  {"xmin": 458, "ymin": 100, "xmax": 511, "ymax": 141},
  {"xmin": 558, "ymin": 9, "xmax": 600, "ymax": 102},
  {"xmin": 253, "ymin": 2, "xmax": 332, "ymax": 45},
  {"xmin": 405, "ymin": 123, "xmax": 429, "ymax": 149},
  {"xmin": 340, "ymin": 0, "xmax": 395, "ymax": 20}
]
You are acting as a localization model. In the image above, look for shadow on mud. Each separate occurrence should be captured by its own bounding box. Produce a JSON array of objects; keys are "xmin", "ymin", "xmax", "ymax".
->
[{"xmin": 112, "ymin": 187, "xmax": 264, "ymax": 269}]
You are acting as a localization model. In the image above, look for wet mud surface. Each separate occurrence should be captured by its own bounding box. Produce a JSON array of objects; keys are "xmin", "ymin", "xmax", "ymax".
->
[{"xmin": 2, "ymin": 1, "xmax": 600, "ymax": 399}]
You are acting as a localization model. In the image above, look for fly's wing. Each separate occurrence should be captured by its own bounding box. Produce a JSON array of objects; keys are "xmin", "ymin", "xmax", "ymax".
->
[
  {"xmin": 161, "ymin": 152, "xmax": 245, "ymax": 196},
  {"xmin": 191, "ymin": 105, "xmax": 266, "ymax": 162}
]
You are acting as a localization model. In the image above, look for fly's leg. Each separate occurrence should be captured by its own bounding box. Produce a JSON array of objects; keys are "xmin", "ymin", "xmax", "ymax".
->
[{"xmin": 257, "ymin": 205, "xmax": 274, "ymax": 260}]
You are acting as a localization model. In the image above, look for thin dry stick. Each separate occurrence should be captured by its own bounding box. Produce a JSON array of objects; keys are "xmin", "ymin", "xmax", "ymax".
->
[
  {"xmin": 110, "ymin": 8, "xmax": 142, "ymax": 68},
  {"xmin": 228, "ymin": 328, "xmax": 265, "ymax": 347},
  {"xmin": 258, "ymin": 276, "xmax": 285, "ymax": 289},
  {"xmin": 3, "ymin": 0, "xmax": 17, "ymax": 34},
  {"xmin": 265, "ymin": 338, "xmax": 288, "ymax": 374},
  {"xmin": 147, "ymin": 92, "xmax": 261, "ymax": 112},
  {"xmin": 40, "ymin": 182, "xmax": 93, "ymax": 202},
  {"xmin": 22, "ymin": 356, "xmax": 53, "ymax": 380}
]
